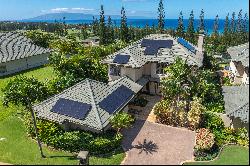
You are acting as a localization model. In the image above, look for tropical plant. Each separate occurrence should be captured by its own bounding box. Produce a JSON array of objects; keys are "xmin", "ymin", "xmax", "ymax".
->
[
  {"xmin": 188, "ymin": 97, "xmax": 206, "ymax": 129},
  {"xmin": 195, "ymin": 128, "xmax": 215, "ymax": 151},
  {"xmin": 2, "ymin": 76, "xmax": 49, "ymax": 158},
  {"xmin": 110, "ymin": 112, "xmax": 135, "ymax": 133}
]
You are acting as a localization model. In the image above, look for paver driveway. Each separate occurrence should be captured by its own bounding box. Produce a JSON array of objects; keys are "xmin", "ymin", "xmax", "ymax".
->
[{"xmin": 121, "ymin": 120, "xmax": 195, "ymax": 165}]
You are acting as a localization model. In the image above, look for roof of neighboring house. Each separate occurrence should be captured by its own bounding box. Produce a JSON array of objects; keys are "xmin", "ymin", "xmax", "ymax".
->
[
  {"xmin": 227, "ymin": 42, "xmax": 249, "ymax": 67},
  {"xmin": 222, "ymin": 85, "xmax": 249, "ymax": 123},
  {"xmin": 0, "ymin": 32, "xmax": 51, "ymax": 63},
  {"xmin": 33, "ymin": 76, "xmax": 143, "ymax": 131},
  {"xmin": 102, "ymin": 34, "xmax": 203, "ymax": 68}
]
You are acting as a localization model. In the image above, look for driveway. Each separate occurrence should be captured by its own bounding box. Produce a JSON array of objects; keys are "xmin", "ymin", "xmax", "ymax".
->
[{"xmin": 121, "ymin": 120, "xmax": 195, "ymax": 165}]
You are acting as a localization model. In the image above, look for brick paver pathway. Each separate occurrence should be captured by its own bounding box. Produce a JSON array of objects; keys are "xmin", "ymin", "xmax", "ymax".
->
[{"xmin": 121, "ymin": 120, "xmax": 195, "ymax": 165}]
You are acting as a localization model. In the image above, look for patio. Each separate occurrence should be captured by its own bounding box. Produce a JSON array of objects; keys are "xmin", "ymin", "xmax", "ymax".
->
[{"xmin": 121, "ymin": 120, "xmax": 196, "ymax": 165}]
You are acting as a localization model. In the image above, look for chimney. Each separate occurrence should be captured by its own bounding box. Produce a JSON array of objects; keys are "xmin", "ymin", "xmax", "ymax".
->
[{"xmin": 197, "ymin": 30, "xmax": 205, "ymax": 53}]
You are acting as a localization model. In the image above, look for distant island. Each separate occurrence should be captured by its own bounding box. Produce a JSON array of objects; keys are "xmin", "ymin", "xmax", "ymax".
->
[{"xmin": 24, "ymin": 13, "xmax": 151, "ymax": 21}]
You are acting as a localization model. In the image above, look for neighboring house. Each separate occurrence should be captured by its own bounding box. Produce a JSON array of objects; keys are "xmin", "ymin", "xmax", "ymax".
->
[
  {"xmin": 33, "ymin": 76, "xmax": 143, "ymax": 133},
  {"xmin": 82, "ymin": 36, "xmax": 100, "ymax": 46},
  {"xmin": 102, "ymin": 33, "xmax": 205, "ymax": 95},
  {"xmin": 0, "ymin": 32, "xmax": 50, "ymax": 76},
  {"xmin": 34, "ymin": 33, "xmax": 205, "ymax": 132},
  {"xmin": 222, "ymin": 86, "xmax": 249, "ymax": 132},
  {"xmin": 227, "ymin": 43, "xmax": 249, "ymax": 85}
]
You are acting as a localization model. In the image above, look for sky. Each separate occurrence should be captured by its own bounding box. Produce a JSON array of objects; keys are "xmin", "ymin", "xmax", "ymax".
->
[{"xmin": 0, "ymin": 0, "xmax": 249, "ymax": 20}]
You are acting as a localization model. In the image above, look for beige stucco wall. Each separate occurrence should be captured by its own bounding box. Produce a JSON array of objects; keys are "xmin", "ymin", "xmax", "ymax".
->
[
  {"xmin": 143, "ymin": 62, "xmax": 151, "ymax": 76},
  {"xmin": 242, "ymin": 71, "xmax": 249, "ymax": 85},
  {"xmin": 0, "ymin": 53, "xmax": 49, "ymax": 77}
]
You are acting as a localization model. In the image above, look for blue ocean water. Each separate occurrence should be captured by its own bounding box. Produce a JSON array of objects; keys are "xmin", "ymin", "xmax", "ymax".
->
[{"xmin": 21, "ymin": 19, "xmax": 237, "ymax": 34}]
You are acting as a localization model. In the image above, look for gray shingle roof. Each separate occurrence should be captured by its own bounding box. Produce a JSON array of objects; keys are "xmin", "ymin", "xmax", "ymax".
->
[
  {"xmin": 33, "ymin": 76, "xmax": 143, "ymax": 131},
  {"xmin": 0, "ymin": 32, "xmax": 51, "ymax": 63},
  {"xmin": 222, "ymin": 86, "xmax": 249, "ymax": 123},
  {"xmin": 102, "ymin": 34, "xmax": 203, "ymax": 68},
  {"xmin": 227, "ymin": 42, "xmax": 249, "ymax": 67}
]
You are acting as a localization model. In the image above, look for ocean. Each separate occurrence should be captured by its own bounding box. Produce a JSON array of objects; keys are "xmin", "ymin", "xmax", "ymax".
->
[{"xmin": 20, "ymin": 19, "xmax": 240, "ymax": 34}]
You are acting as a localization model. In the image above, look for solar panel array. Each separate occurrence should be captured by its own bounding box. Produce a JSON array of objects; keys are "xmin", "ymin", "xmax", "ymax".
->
[
  {"xmin": 99, "ymin": 85, "xmax": 134, "ymax": 114},
  {"xmin": 113, "ymin": 54, "xmax": 130, "ymax": 64},
  {"xmin": 141, "ymin": 39, "xmax": 173, "ymax": 55},
  {"xmin": 177, "ymin": 38, "xmax": 196, "ymax": 54},
  {"xmin": 51, "ymin": 98, "xmax": 92, "ymax": 120}
]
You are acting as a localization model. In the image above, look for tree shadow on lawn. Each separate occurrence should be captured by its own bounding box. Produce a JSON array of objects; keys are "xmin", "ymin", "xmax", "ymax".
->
[{"xmin": 48, "ymin": 155, "xmax": 78, "ymax": 161}]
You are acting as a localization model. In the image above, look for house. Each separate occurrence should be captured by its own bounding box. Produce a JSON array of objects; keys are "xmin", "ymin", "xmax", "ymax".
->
[
  {"xmin": 0, "ymin": 32, "xmax": 51, "ymax": 76},
  {"xmin": 222, "ymin": 86, "xmax": 249, "ymax": 132},
  {"xmin": 82, "ymin": 36, "xmax": 100, "ymax": 46},
  {"xmin": 102, "ymin": 33, "xmax": 205, "ymax": 95},
  {"xmin": 227, "ymin": 43, "xmax": 249, "ymax": 85},
  {"xmin": 33, "ymin": 76, "xmax": 144, "ymax": 133},
  {"xmin": 34, "ymin": 33, "xmax": 204, "ymax": 133}
]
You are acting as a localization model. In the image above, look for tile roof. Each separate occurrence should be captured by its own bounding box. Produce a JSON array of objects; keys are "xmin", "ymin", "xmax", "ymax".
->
[
  {"xmin": 0, "ymin": 32, "xmax": 51, "ymax": 63},
  {"xmin": 227, "ymin": 42, "xmax": 249, "ymax": 67},
  {"xmin": 33, "ymin": 76, "xmax": 143, "ymax": 131},
  {"xmin": 222, "ymin": 85, "xmax": 249, "ymax": 123},
  {"xmin": 102, "ymin": 34, "xmax": 203, "ymax": 68}
]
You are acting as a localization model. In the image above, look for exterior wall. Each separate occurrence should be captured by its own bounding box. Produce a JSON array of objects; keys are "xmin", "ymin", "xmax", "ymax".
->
[
  {"xmin": 121, "ymin": 67, "xmax": 143, "ymax": 82},
  {"xmin": 232, "ymin": 118, "xmax": 249, "ymax": 134},
  {"xmin": 151, "ymin": 63, "xmax": 158, "ymax": 78},
  {"xmin": 242, "ymin": 71, "xmax": 249, "ymax": 85},
  {"xmin": 143, "ymin": 63, "xmax": 151, "ymax": 76},
  {"xmin": 230, "ymin": 61, "xmax": 237, "ymax": 76},
  {"xmin": 0, "ymin": 53, "xmax": 49, "ymax": 77},
  {"xmin": 61, "ymin": 121, "xmax": 101, "ymax": 133}
]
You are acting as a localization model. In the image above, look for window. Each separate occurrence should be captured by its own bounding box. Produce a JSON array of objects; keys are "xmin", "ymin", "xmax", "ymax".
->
[
  {"xmin": 156, "ymin": 63, "xmax": 168, "ymax": 74},
  {"xmin": 109, "ymin": 65, "xmax": 121, "ymax": 76},
  {"xmin": 0, "ymin": 65, "xmax": 7, "ymax": 73}
]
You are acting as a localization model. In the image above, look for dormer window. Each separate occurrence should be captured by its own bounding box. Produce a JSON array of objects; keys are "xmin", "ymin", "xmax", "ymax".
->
[{"xmin": 109, "ymin": 65, "xmax": 121, "ymax": 76}]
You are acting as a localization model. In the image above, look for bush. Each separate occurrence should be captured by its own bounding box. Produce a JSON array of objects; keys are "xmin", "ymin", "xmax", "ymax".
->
[
  {"xmin": 24, "ymin": 114, "xmax": 122, "ymax": 154},
  {"xmin": 205, "ymin": 102, "xmax": 224, "ymax": 113},
  {"xmin": 200, "ymin": 112, "xmax": 225, "ymax": 133},
  {"xmin": 195, "ymin": 128, "xmax": 215, "ymax": 151},
  {"xmin": 194, "ymin": 144, "xmax": 220, "ymax": 161},
  {"xmin": 130, "ymin": 96, "xmax": 148, "ymax": 107},
  {"xmin": 188, "ymin": 97, "xmax": 206, "ymax": 130}
]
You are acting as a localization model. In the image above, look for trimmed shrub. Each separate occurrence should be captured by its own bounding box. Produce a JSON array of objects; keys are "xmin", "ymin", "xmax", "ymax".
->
[
  {"xmin": 194, "ymin": 144, "xmax": 220, "ymax": 161},
  {"xmin": 195, "ymin": 128, "xmax": 215, "ymax": 151},
  {"xmin": 24, "ymin": 113, "xmax": 122, "ymax": 154},
  {"xmin": 130, "ymin": 96, "xmax": 148, "ymax": 107}
]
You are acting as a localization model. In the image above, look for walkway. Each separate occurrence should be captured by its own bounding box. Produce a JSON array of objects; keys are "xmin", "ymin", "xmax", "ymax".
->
[{"xmin": 121, "ymin": 120, "xmax": 195, "ymax": 165}]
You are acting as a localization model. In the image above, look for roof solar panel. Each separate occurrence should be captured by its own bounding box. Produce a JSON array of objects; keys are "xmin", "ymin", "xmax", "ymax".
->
[
  {"xmin": 141, "ymin": 39, "xmax": 173, "ymax": 55},
  {"xmin": 51, "ymin": 98, "xmax": 91, "ymax": 120},
  {"xmin": 99, "ymin": 85, "xmax": 134, "ymax": 114},
  {"xmin": 113, "ymin": 54, "xmax": 130, "ymax": 64},
  {"xmin": 177, "ymin": 38, "xmax": 196, "ymax": 54}
]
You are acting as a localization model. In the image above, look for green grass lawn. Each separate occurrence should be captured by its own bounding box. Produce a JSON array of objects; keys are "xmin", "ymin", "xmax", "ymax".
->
[
  {"xmin": 0, "ymin": 66, "xmax": 125, "ymax": 165},
  {"xmin": 184, "ymin": 145, "xmax": 249, "ymax": 165},
  {"xmin": 0, "ymin": 66, "xmax": 56, "ymax": 121}
]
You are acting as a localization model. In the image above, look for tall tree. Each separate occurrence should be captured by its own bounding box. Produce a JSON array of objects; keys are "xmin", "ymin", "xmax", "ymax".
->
[
  {"xmin": 176, "ymin": 11, "xmax": 185, "ymax": 37},
  {"xmin": 3, "ymin": 76, "xmax": 49, "ymax": 158},
  {"xmin": 243, "ymin": 13, "xmax": 249, "ymax": 42},
  {"xmin": 107, "ymin": 16, "xmax": 115, "ymax": 44},
  {"xmin": 223, "ymin": 13, "xmax": 230, "ymax": 46},
  {"xmin": 236, "ymin": 9, "xmax": 244, "ymax": 33},
  {"xmin": 120, "ymin": 6, "xmax": 129, "ymax": 43},
  {"xmin": 99, "ymin": 5, "xmax": 106, "ymax": 45},
  {"xmin": 92, "ymin": 16, "xmax": 99, "ymax": 36},
  {"xmin": 157, "ymin": 0, "xmax": 165, "ymax": 33},
  {"xmin": 212, "ymin": 15, "xmax": 219, "ymax": 36},
  {"xmin": 230, "ymin": 12, "xmax": 236, "ymax": 33},
  {"xmin": 198, "ymin": 9, "xmax": 205, "ymax": 32},
  {"xmin": 186, "ymin": 10, "xmax": 195, "ymax": 44}
]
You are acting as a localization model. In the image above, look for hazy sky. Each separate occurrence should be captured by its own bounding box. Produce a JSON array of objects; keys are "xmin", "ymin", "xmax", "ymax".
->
[{"xmin": 0, "ymin": 0, "xmax": 249, "ymax": 20}]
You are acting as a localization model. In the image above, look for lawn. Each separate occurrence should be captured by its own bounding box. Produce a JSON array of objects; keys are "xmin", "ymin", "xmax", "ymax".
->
[
  {"xmin": 0, "ymin": 66, "xmax": 125, "ymax": 165},
  {"xmin": 184, "ymin": 145, "xmax": 249, "ymax": 165},
  {"xmin": 0, "ymin": 66, "xmax": 56, "ymax": 121}
]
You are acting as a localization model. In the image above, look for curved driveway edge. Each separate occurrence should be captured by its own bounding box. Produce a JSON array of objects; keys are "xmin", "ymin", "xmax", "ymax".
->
[{"xmin": 121, "ymin": 120, "xmax": 195, "ymax": 165}]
